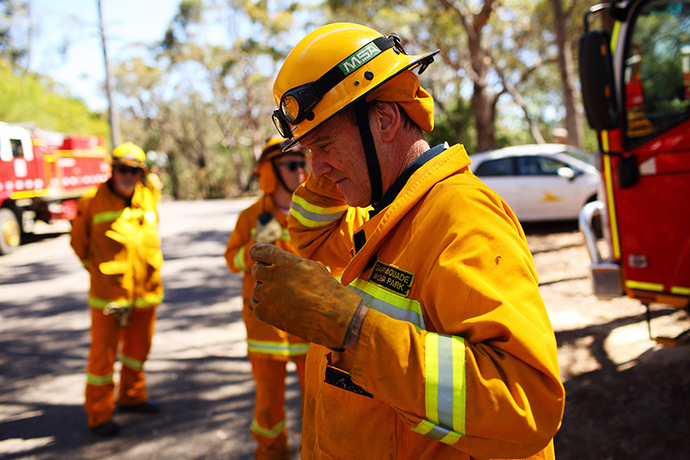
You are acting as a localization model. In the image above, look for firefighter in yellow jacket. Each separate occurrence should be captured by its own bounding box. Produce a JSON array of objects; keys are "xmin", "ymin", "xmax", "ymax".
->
[
  {"xmin": 70, "ymin": 141, "xmax": 164, "ymax": 437},
  {"xmin": 225, "ymin": 136, "xmax": 309, "ymax": 460},
  {"xmin": 249, "ymin": 23, "xmax": 566, "ymax": 459}
]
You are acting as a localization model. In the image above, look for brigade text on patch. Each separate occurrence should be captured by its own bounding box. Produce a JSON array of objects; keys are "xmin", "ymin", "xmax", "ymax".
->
[{"xmin": 369, "ymin": 261, "xmax": 415, "ymax": 297}]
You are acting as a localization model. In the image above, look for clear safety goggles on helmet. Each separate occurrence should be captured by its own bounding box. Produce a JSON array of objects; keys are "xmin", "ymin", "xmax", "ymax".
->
[{"xmin": 272, "ymin": 34, "xmax": 434, "ymax": 139}]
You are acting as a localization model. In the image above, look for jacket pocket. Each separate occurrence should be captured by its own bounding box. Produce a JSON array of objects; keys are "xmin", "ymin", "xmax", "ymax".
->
[{"xmin": 314, "ymin": 370, "xmax": 396, "ymax": 460}]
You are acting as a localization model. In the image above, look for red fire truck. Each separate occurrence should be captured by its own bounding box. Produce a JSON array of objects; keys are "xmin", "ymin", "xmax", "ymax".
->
[
  {"xmin": 0, "ymin": 122, "xmax": 110, "ymax": 254},
  {"xmin": 578, "ymin": 0, "xmax": 690, "ymax": 345}
]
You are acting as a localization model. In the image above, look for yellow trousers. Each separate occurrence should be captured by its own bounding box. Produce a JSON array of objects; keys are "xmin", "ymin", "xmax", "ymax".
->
[
  {"xmin": 250, "ymin": 354, "xmax": 306, "ymax": 460},
  {"xmin": 85, "ymin": 307, "xmax": 156, "ymax": 428}
]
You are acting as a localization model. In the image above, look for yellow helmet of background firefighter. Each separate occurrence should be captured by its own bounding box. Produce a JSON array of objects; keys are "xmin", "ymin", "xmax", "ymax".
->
[
  {"xmin": 111, "ymin": 142, "xmax": 146, "ymax": 169},
  {"xmin": 255, "ymin": 136, "xmax": 305, "ymax": 195},
  {"xmin": 272, "ymin": 22, "xmax": 438, "ymax": 147}
]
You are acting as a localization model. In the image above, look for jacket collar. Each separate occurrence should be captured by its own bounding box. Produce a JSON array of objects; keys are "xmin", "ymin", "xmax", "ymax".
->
[
  {"xmin": 369, "ymin": 143, "xmax": 448, "ymax": 218},
  {"xmin": 344, "ymin": 143, "xmax": 471, "ymax": 285}
]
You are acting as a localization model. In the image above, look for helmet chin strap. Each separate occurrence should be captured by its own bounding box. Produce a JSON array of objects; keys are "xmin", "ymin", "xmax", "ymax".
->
[
  {"xmin": 270, "ymin": 158, "xmax": 295, "ymax": 194},
  {"xmin": 354, "ymin": 99, "xmax": 383, "ymax": 205}
]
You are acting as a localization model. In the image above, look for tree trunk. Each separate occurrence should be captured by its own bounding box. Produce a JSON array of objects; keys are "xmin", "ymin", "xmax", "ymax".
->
[
  {"xmin": 551, "ymin": 0, "xmax": 583, "ymax": 147},
  {"xmin": 461, "ymin": 0, "xmax": 498, "ymax": 152},
  {"xmin": 472, "ymin": 82, "xmax": 497, "ymax": 152}
]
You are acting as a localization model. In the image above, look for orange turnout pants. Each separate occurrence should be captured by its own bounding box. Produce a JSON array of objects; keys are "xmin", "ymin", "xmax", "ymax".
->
[
  {"xmin": 250, "ymin": 355, "xmax": 306, "ymax": 460},
  {"xmin": 85, "ymin": 307, "xmax": 156, "ymax": 428}
]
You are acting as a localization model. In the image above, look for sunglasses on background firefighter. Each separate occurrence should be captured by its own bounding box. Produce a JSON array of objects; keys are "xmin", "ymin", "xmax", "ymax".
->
[
  {"xmin": 272, "ymin": 34, "xmax": 426, "ymax": 139},
  {"xmin": 116, "ymin": 166, "xmax": 144, "ymax": 175},
  {"xmin": 277, "ymin": 160, "xmax": 307, "ymax": 172}
]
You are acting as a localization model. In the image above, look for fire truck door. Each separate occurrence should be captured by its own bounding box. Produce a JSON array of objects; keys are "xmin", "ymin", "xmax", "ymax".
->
[{"xmin": 0, "ymin": 126, "xmax": 40, "ymax": 194}]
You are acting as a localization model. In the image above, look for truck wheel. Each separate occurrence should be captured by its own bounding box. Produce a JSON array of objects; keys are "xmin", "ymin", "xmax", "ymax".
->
[{"xmin": 0, "ymin": 208, "xmax": 21, "ymax": 255}]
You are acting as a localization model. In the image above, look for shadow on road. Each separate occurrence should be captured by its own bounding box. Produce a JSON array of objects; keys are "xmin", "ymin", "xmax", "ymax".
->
[
  {"xmin": 0, "ymin": 355, "xmax": 265, "ymax": 460},
  {"xmin": 0, "ymin": 203, "xmax": 304, "ymax": 459},
  {"xmin": 3, "ymin": 203, "xmax": 688, "ymax": 460}
]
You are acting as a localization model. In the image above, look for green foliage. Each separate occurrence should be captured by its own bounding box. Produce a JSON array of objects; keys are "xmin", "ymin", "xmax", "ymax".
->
[
  {"xmin": 0, "ymin": 58, "xmax": 109, "ymax": 138},
  {"xmin": 580, "ymin": 126, "xmax": 599, "ymax": 153},
  {"xmin": 14, "ymin": 0, "xmax": 621, "ymax": 199},
  {"xmin": 110, "ymin": 0, "xmax": 309, "ymax": 200},
  {"xmin": 160, "ymin": 0, "xmax": 205, "ymax": 55},
  {"xmin": 635, "ymin": 12, "xmax": 690, "ymax": 113},
  {"xmin": 0, "ymin": 0, "xmax": 30, "ymax": 69},
  {"xmin": 178, "ymin": 0, "xmax": 204, "ymax": 24}
]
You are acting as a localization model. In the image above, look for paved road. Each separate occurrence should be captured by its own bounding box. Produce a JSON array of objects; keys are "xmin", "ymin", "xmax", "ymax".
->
[
  {"xmin": 0, "ymin": 198, "xmax": 304, "ymax": 460},
  {"xmin": 2, "ymin": 201, "xmax": 689, "ymax": 460}
]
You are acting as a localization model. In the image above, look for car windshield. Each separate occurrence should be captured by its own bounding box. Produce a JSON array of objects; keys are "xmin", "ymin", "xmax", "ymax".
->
[{"xmin": 561, "ymin": 148, "xmax": 594, "ymax": 166}]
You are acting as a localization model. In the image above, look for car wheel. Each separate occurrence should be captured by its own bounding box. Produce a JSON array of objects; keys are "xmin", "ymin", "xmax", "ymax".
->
[{"xmin": 0, "ymin": 208, "xmax": 21, "ymax": 255}]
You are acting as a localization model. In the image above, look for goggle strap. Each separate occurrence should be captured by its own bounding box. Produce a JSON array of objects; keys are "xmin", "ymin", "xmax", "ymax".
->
[{"xmin": 354, "ymin": 99, "xmax": 383, "ymax": 204}]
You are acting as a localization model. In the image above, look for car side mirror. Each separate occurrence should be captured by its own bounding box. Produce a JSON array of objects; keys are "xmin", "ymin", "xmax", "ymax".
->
[{"xmin": 557, "ymin": 167, "xmax": 576, "ymax": 180}]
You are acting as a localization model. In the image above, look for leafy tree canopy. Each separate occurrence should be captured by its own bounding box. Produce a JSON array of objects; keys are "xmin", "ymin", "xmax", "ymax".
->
[{"xmin": 0, "ymin": 58, "xmax": 110, "ymax": 140}]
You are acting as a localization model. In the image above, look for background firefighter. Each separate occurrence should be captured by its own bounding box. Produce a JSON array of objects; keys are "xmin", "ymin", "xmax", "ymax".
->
[
  {"xmin": 224, "ymin": 136, "xmax": 310, "ymax": 460},
  {"xmin": 249, "ymin": 23, "xmax": 565, "ymax": 459},
  {"xmin": 70, "ymin": 141, "xmax": 164, "ymax": 436}
]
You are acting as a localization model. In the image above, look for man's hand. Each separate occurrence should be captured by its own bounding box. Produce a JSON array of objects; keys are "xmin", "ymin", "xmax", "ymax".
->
[{"xmin": 249, "ymin": 244, "xmax": 363, "ymax": 351}]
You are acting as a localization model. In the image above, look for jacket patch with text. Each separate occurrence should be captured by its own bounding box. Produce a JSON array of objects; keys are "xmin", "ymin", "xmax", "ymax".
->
[{"xmin": 369, "ymin": 261, "xmax": 415, "ymax": 297}]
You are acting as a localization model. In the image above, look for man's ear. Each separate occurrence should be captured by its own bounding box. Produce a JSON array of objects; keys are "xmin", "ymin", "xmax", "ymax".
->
[{"xmin": 372, "ymin": 101, "xmax": 401, "ymax": 143}]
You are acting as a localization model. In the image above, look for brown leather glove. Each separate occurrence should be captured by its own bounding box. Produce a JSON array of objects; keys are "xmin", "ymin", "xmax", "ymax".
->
[
  {"xmin": 249, "ymin": 243, "xmax": 363, "ymax": 351},
  {"xmin": 254, "ymin": 213, "xmax": 283, "ymax": 244},
  {"xmin": 103, "ymin": 303, "xmax": 131, "ymax": 328}
]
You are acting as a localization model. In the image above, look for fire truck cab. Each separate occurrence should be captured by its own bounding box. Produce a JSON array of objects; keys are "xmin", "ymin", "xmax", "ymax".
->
[
  {"xmin": 578, "ymin": 0, "xmax": 690, "ymax": 344},
  {"xmin": 0, "ymin": 122, "xmax": 110, "ymax": 255}
]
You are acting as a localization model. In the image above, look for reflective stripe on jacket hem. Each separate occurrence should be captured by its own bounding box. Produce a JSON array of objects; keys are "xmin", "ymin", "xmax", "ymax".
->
[
  {"xmin": 412, "ymin": 419, "xmax": 463, "ymax": 445},
  {"xmin": 88, "ymin": 293, "xmax": 163, "ymax": 309},
  {"xmin": 247, "ymin": 339, "xmax": 309, "ymax": 356}
]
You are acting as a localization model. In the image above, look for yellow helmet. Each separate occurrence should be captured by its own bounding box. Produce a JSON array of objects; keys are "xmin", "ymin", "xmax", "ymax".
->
[
  {"xmin": 111, "ymin": 142, "xmax": 146, "ymax": 168},
  {"xmin": 272, "ymin": 23, "xmax": 438, "ymax": 147},
  {"xmin": 255, "ymin": 135, "xmax": 306, "ymax": 195},
  {"xmin": 257, "ymin": 136, "xmax": 294, "ymax": 165}
]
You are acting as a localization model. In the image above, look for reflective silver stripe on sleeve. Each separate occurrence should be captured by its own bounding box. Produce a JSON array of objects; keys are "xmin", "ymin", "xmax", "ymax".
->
[
  {"xmin": 290, "ymin": 196, "xmax": 347, "ymax": 228},
  {"xmin": 348, "ymin": 278, "xmax": 425, "ymax": 330}
]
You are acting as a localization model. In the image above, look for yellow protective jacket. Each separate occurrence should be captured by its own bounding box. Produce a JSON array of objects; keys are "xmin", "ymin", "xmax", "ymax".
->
[
  {"xmin": 70, "ymin": 180, "xmax": 164, "ymax": 309},
  {"xmin": 224, "ymin": 195, "xmax": 310, "ymax": 360},
  {"xmin": 288, "ymin": 144, "xmax": 565, "ymax": 460}
]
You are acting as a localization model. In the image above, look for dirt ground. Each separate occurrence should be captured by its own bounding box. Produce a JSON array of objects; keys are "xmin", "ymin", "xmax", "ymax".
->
[
  {"xmin": 1, "ymin": 202, "xmax": 689, "ymax": 460},
  {"xmin": 522, "ymin": 221, "xmax": 690, "ymax": 460}
]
